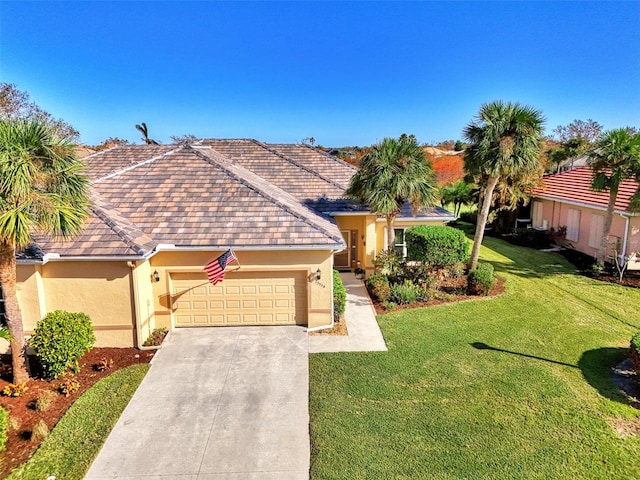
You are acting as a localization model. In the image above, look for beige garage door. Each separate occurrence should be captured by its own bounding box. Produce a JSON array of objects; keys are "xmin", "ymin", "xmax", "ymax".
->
[{"xmin": 171, "ymin": 271, "xmax": 308, "ymax": 327}]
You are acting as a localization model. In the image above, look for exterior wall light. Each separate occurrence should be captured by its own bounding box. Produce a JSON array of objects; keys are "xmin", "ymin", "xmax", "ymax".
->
[
  {"xmin": 152, "ymin": 270, "xmax": 160, "ymax": 283},
  {"xmin": 315, "ymin": 268, "xmax": 322, "ymax": 281}
]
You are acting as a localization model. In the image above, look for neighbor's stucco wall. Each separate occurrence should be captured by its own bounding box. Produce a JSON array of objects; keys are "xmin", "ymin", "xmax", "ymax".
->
[
  {"xmin": 536, "ymin": 198, "xmax": 639, "ymax": 259},
  {"xmin": 149, "ymin": 249, "xmax": 335, "ymax": 329}
]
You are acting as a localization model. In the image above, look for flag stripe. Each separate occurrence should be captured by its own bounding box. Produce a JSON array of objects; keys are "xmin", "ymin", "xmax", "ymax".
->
[{"xmin": 204, "ymin": 249, "xmax": 237, "ymax": 285}]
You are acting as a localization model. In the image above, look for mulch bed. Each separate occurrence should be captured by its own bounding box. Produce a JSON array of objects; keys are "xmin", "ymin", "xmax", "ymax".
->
[
  {"xmin": 0, "ymin": 348, "xmax": 155, "ymax": 477},
  {"xmin": 556, "ymin": 248, "xmax": 640, "ymax": 289},
  {"xmin": 371, "ymin": 275, "xmax": 506, "ymax": 314}
]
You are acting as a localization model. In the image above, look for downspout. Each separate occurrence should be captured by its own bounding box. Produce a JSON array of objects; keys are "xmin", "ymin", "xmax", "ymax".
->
[
  {"xmin": 620, "ymin": 213, "xmax": 630, "ymax": 259},
  {"xmin": 127, "ymin": 261, "xmax": 144, "ymax": 349}
]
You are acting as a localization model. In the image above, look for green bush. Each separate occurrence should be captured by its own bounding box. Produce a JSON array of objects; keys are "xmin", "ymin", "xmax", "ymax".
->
[
  {"xmin": 366, "ymin": 274, "xmax": 391, "ymax": 302},
  {"xmin": 142, "ymin": 327, "xmax": 169, "ymax": 347},
  {"xmin": 373, "ymin": 249, "xmax": 402, "ymax": 276},
  {"xmin": 630, "ymin": 331, "xmax": 640, "ymax": 376},
  {"xmin": 30, "ymin": 310, "xmax": 95, "ymax": 379},
  {"xmin": 333, "ymin": 269, "xmax": 347, "ymax": 321},
  {"xmin": 467, "ymin": 263, "xmax": 495, "ymax": 296},
  {"xmin": 406, "ymin": 225, "xmax": 469, "ymax": 268},
  {"xmin": 0, "ymin": 406, "xmax": 8, "ymax": 452},
  {"xmin": 390, "ymin": 280, "xmax": 421, "ymax": 305},
  {"xmin": 458, "ymin": 210, "xmax": 477, "ymax": 224}
]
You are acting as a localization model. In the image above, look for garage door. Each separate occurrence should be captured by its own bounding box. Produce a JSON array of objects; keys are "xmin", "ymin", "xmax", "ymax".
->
[{"xmin": 171, "ymin": 271, "xmax": 308, "ymax": 327}]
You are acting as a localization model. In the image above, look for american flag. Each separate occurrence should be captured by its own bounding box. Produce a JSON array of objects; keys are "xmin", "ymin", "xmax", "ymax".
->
[{"xmin": 204, "ymin": 249, "xmax": 237, "ymax": 285}]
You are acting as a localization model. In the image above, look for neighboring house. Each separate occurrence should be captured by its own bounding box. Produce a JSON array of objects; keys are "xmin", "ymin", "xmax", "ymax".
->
[
  {"xmin": 13, "ymin": 140, "xmax": 454, "ymax": 347},
  {"xmin": 531, "ymin": 166, "xmax": 640, "ymax": 266}
]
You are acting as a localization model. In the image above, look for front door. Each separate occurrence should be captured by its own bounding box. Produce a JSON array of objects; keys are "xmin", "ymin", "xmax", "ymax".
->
[{"xmin": 334, "ymin": 230, "xmax": 351, "ymax": 270}]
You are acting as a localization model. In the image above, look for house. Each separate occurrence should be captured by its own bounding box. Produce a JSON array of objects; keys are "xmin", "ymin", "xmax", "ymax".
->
[
  {"xmin": 531, "ymin": 166, "xmax": 640, "ymax": 265},
  {"xmin": 12, "ymin": 140, "xmax": 454, "ymax": 347}
]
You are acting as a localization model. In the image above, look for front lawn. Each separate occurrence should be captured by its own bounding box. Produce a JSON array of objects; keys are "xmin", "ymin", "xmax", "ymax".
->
[{"xmin": 310, "ymin": 236, "xmax": 640, "ymax": 479}]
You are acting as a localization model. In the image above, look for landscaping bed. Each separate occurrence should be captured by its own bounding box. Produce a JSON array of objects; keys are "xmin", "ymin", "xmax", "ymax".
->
[{"xmin": 0, "ymin": 348, "xmax": 155, "ymax": 477}]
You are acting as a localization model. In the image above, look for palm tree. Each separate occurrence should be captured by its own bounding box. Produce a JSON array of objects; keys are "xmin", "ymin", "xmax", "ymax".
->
[
  {"xmin": 135, "ymin": 122, "xmax": 159, "ymax": 145},
  {"xmin": 440, "ymin": 180, "xmax": 475, "ymax": 217},
  {"xmin": 588, "ymin": 128, "xmax": 640, "ymax": 266},
  {"xmin": 463, "ymin": 101, "xmax": 545, "ymax": 270},
  {"xmin": 346, "ymin": 135, "xmax": 438, "ymax": 248},
  {"xmin": 0, "ymin": 120, "xmax": 89, "ymax": 383}
]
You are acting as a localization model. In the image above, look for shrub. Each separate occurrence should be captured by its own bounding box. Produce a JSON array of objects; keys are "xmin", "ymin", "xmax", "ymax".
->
[
  {"xmin": 458, "ymin": 210, "xmax": 477, "ymax": 224},
  {"xmin": 366, "ymin": 274, "xmax": 391, "ymax": 302},
  {"xmin": 30, "ymin": 310, "xmax": 95, "ymax": 379},
  {"xmin": 390, "ymin": 280, "xmax": 421, "ymax": 305},
  {"xmin": 509, "ymin": 228, "xmax": 551, "ymax": 249},
  {"xmin": 94, "ymin": 357, "xmax": 114, "ymax": 372},
  {"xmin": 59, "ymin": 377, "xmax": 81, "ymax": 396},
  {"xmin": 333, "ymin": 269, "xmax": 347, "ymax": 321},
  {"xmin": 467, "ymin": 263, "xmax": 495, "ymax": 296},
  {"xmin": 373, "ymin": 249, "xmax": 402, "ymax": 276},
  {"xmin": 403, "ymin": 263, "xmax": 436, "ymax": 288},
  {"xmin": 382, "ymin": 301, "xmax": 397, "ymax": 311},
  {"xmin": 630, "ymin": 332, "xmax": 640, "ymax": 376},
  {"xmin": 143, "ymin": 328, "xmax": 169, "ymax": 347},
  {"xmin": 2, "ymin": 382, "xmax": 28, "ymax": 397},
  {"xmin": 0, "ymin": 406, "xmax": 7, "ymax": 452},
  {"xmin": 35, "ymin": 390, "xmax": 57, "ymax": 412},
  {"xmin": 405, "ymin": 225, "xmax": 469, "ymax": 268}
]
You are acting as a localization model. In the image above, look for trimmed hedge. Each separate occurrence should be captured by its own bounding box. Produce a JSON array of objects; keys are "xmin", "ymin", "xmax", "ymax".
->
[
  {"xmin": 0, "ymin": 406, "xmax": 7, "ymax": 452},
  {"xmin": 467, "ymin": 263, "xmax": 495, "ymax": 296},
  {"xmin": 333, "ymin": 270, "xmax": 347, "ymax": 321},
  {"xmin": 406, "ymin": 225, "xmax": 469, "ymax": 268},
  {"xmin": 631, "ymin": 331, "xmax": 640, "ymax": 376},
  {"xmin": 30, "ymin": 310, "xmax": 96, "ymax": 379}
]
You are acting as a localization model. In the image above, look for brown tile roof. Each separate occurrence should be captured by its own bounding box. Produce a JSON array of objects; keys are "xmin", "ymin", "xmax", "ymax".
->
[
  {"xmin": 28, "ymin": 139, "xmax": 455, "ymax": 260},
  {"xmin": 532, "ymin": 166, "xmax": 640, "ymax": 213},
  {"xmin": 200, "ymin": 139, "xmax": 366, "ymax": 213}
]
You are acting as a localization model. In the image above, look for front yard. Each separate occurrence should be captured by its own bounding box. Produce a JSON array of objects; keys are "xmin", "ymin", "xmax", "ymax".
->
[{"xmin": 310, "ymin": 236, "xmax": 640, "ymax": 479}]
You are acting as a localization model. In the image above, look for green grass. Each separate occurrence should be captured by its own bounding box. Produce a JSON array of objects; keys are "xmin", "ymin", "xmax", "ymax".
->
[
  {"xmin": 310, "ymin": 236, "xmax": 640, "ymax": 479},
  {"xmin": 7, "ymin": 364, "xmax": 148, "ymax": 480}
]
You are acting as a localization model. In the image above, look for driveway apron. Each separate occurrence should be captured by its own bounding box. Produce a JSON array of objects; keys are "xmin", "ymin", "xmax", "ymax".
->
[{"xmin": 85, "ymin": 326, "xmax": 310, "ymax": 480}]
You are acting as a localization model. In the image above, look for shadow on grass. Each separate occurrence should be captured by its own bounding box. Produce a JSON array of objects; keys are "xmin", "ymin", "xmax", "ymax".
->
[
  {"xmin": 470, "ymin": 342, "xmax": 578, "ymax": 368},
  {"xmin": 578, "ymin": 347, "xmax": 639, "ymax": 408},
  {"xmin": 471, "ymin": 342, "xmax": 638, "ymax": 408}
]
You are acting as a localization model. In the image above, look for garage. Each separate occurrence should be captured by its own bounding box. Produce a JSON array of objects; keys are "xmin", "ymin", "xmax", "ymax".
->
[{"xmin": 171, "ymin": 270, "xmax": 308, "ymax": 327}]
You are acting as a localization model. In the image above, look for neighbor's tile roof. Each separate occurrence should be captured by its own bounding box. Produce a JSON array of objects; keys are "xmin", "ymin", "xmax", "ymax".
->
[{"xmin": 532, "ymin": 166, "xmax": 640, "ymax": 213}]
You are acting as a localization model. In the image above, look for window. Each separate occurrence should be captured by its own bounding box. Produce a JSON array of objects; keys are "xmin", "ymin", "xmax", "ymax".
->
[
  {"xmin": 394, "ymin": 228, "xmax": 407, "ymax": 258},
  {"xmin": 532, "ymin": 201, "xmax": 543, "ymax": 229},
  {"xmin": 588, "ymin": 213, "xmax": 605, "ymax": 248},
  {"xmin": 566, "ymin": 208, "xmax": 581, "ymax": 242}
]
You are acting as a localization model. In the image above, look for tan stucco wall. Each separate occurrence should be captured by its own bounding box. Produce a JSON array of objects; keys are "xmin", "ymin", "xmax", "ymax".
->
[
  {"xmin": 334, "ymin": 215, "xmax": 378, "ymax": 270},
  {"xmin": 16, "ymin": 261, "xmax": 136, "ymax": 347},
  {"xmin": 150, "ymin": 249, "xmax": 335, "ymax": 330},
  {"xmin": 535, "ymin": 198, "xmax": 640, "ymax": 259}
]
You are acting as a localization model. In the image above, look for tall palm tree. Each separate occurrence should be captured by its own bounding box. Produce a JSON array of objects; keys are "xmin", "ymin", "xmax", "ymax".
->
[
  {"xmin": 0, "ymin": 120, "xmax": 89, "ymax": 383},
  {"xmin": 346, "ymin": 135, "xmax": 438, "ymax": 248},
  {"xmin": 588, "ymin": 128, "xmax": 640, "ymax": 265},
  {"xmin": 135, "ymin": 122, "xmax": 159, "ymax": 145},
  {"xmin": 464, "ymin": 101, "xmax": 545, "ymax": 270}
]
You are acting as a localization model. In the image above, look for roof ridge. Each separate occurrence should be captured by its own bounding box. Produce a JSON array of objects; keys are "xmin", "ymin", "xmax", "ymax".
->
[
  {"xmin": 90, "ymin": 146, "xmax": 183, "ymax": 184},
  {"xmin": 250, "ymin": 139, "xmax": 350, "ymax": 191},
  {"xmin": 189, "ymin": 146, "xmax": 344, "ymax": 246},
  {"xmin": 89, "ymin": 191, "xmax": 156, "ymax": 255},
  {"xmin": 278, "ymin": 142, "xmax": 359, "ymax": 173}
]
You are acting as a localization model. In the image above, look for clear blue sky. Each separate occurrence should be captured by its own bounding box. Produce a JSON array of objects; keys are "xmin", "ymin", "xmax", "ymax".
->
[{"xmin": 1, "ymin": 1, "xmax": 639, "ymax": 147}]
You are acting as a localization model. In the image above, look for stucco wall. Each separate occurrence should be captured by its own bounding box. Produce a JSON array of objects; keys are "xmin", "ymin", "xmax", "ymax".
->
[
  {"xmin": 334, "ymin": 215, "xmax": 378, "ymax": 270},
  {"xmin": 149, "ymin": 249, "xmax": 335, "ymax": 330},
  {"xmin": 535, "ymin": 198, "xmax": 639, "ymax": 259},
  {"xmin": 15, "ymin": 261, "xmax": 136, "ymax": 347}
]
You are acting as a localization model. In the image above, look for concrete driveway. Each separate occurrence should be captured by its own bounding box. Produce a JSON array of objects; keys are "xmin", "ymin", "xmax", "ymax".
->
[{"xmin": 85, "ymin": 326, "xmax": 309, "ymax": 480}]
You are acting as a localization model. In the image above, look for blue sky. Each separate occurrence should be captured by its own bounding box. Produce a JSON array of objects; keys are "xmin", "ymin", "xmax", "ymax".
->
[{"xmin": 1, "ymin": 1, "xmax": 639, "ymax": 147}]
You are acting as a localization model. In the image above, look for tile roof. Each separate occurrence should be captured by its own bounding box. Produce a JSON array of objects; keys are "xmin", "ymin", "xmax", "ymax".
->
[
  {"xmin": 532, "ymin": 166, "xmax": 640, "ymax": 213},
  {"xmin": 28, "ymin": 140, "xmax": 455, "ymax": 260}
]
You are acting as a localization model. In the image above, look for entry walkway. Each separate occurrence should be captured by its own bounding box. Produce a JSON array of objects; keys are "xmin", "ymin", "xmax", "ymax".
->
[
  {"xmin": 85, "ymin": 326, "xmax": 309, "ymax": 480},
  {"xmin": 309, "ymin": 272, "xmax": 387, "ymax": 353}
]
